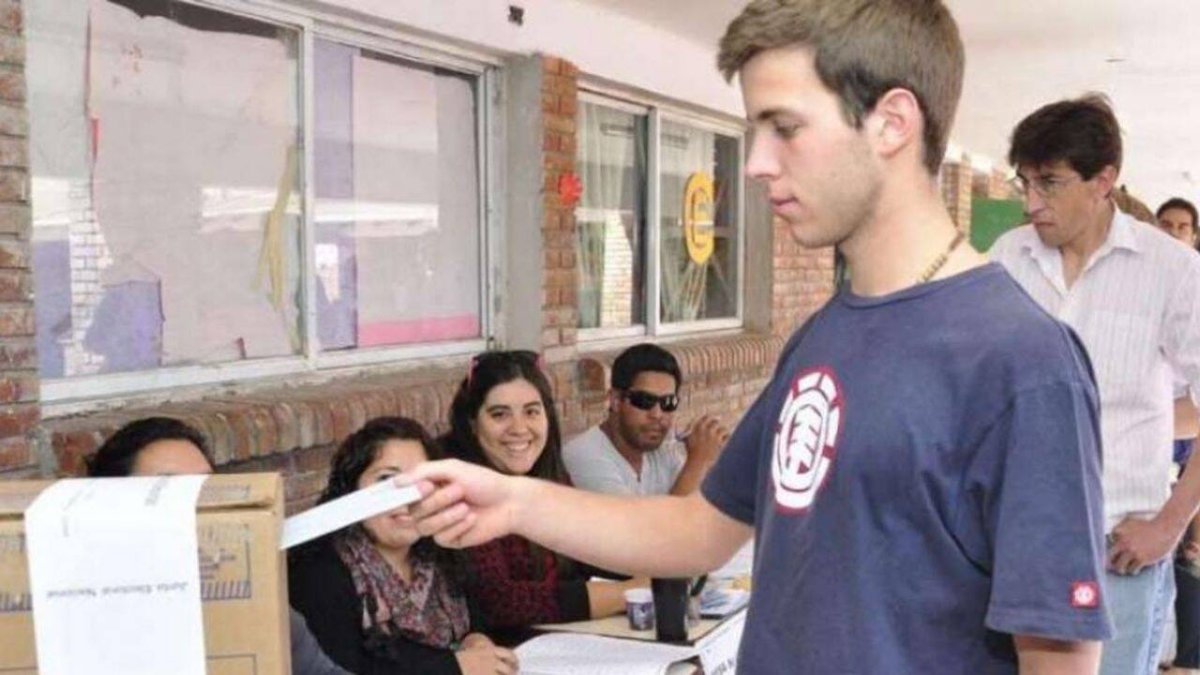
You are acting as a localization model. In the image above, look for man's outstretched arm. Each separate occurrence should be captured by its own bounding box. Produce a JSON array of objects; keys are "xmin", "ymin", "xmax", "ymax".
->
[
  {"xmin": 1014, "ymin": 635, "xmax": 1100, "ymax": 674},
  {"xmin": 404, "ymin": 459, "xmax": 752, "ymax": 578}
]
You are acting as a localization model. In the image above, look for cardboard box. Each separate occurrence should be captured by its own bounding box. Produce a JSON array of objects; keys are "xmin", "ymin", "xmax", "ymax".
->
[{"xmin": 0, "ymin": 474, "xmax": 291, "ymax": 674}]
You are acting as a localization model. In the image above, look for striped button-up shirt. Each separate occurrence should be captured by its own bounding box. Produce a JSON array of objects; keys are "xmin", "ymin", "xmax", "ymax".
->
[{"xmin": 992, "ymin": 208, "xmax": 1200, "ymax": 530}]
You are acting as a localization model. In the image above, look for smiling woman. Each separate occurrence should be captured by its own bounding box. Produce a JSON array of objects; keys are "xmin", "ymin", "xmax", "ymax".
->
[
  {"xmin": 438, "ymin": 351, "xmax": 648, "ymax": 639},
  {"xmin": 288, "ymin": 416, "xmax": 517, "ymax": 675}
]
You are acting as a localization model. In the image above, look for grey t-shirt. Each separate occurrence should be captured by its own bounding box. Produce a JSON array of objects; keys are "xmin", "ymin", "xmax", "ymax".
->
[{"xmin": 563, "ymin": 425, "xmax": 686, "ymax": 496}]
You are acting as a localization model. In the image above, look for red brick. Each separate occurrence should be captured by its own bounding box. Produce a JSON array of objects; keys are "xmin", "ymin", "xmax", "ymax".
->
[
  {"xmin": 347, "ymin": 396, "xmax": 368, "ymax": 432},
  {"xmin": 52, "ymin": 429, "xmax": 103, "ymax": 476},
  {"xmin": 544, "ymin": 114, "xmax": 576, "ymax": 135},
  {"xmin": 0, "ymin": 167, "xmax": 25, "ymax": 201},
  {"xmin": 248, "ymin": 406, "xmax": 280, "ymax": 456},
  {"xmin": 226, "ymin": 411, "xmax": 256, "ymax": 461},
  {"xmin": 0, "ymin": 306, "xmax": 31, "ymax": 341},
  {"xmin": 0, "ymin": 103, "xmax": 26, "ymax": 137},
  {"xmin": 557, "ymin": 95, "xmax": 577, "ymax": 118},
  {"xmin": 0, "ymin": 268, "xmax": 28, "ymax": 301},
  {"xmin": 0, "ymin": 402, "xmax": 36, "ymax": 437},
  {"xmin": 311, "ymin": 401, "xmax": 334, "ymax": 445},
  {"xmin": 0, "ymin": 337, "xmax": 33, "ymax": 368},
  {"xmin": 0, "ymin": 2, "xmax": 20, "ymax": 33},
  {"xmin": 0, "ymin": 238, "xmax": 25, "ymax": 267},
  {"xmin": 0, "ymin": 135, "xmax": 24, "ymax": 167},
  {"xmin": 0, "ymin": 371, "xmax": 35, "ymax": 403},
  {"xmin": 0, "ymin": 32, "xmax": 22, "ymax": 66},
  {"xmin": 543, "ymin": 151, "xmax": 572, "ymax": 173},
  {"xmin": 327, "ymin": 398, "xmax": 353, "ymax": 441},
  {"xmin": 0, "ymin": 203, "xmax": 27, "ymax": 236},
  {"xmin": 0, "ymin": 434, "xmax": 28, "ymax": 470},
  {"xmin": 0, "ymin": 66, "xmax": 22, "ymax": 103}
]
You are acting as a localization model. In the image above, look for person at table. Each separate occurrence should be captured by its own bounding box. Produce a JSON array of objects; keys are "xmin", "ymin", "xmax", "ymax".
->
[
  {"xmin": 564, "ymin": 343, "xmax": 728, "ymax": 496},
  {"xmin": 439, "ymin": 350, "xmax": 647, "ymax": 634},
  {"xmin": 289, "ymin": 416, "xmax": 517, "ymax": 675},
  {"xmin": 87, "ymin": 416, "xmax": 350, "ymax": 675}
]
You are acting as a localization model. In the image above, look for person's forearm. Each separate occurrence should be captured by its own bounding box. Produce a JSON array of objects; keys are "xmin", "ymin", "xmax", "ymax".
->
[
  {"xmin": 1014, "ymin": 636, "xmax": 1100, "ymax": 674},
  {"xmin": 1177, "ymin": 397, "xmax": 1199, "ymax": 441},
  {"xmin": 1159, "ymin": 439, "xmax": 1200, "ymax": 533},
  {"xmin": 669, "ymin": 457, "xmax": 711, "ymax": 496},
  {"xmin": 510, "ymin": 478, "xmax": 750, "ymax": 577}
]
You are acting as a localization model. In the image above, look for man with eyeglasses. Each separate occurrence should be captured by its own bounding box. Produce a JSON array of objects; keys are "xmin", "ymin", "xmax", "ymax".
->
[
  {"xmin": 564, "ymin": 343, "xmax": 728, "ymax": 496},
  {"xmin": 992, "ymin": 94, "xmax": 1200, "ymax": 675}
]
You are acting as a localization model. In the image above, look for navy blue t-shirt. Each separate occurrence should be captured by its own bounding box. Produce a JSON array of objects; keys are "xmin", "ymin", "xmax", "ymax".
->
[{"xmin": 702, "ymin": 264, "xmax": 1112, "ymax": 674}]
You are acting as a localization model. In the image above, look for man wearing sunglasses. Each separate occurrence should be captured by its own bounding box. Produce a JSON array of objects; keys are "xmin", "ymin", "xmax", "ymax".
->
[{"xmin": 564, "ymin": 343, "xmax": 728, "ymax": 497}]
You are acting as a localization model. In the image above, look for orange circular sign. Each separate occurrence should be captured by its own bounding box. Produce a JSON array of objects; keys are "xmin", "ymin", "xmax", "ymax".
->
[{"xmin": 683, "ymin": 172, "xmax": 715, "ymax": 264}]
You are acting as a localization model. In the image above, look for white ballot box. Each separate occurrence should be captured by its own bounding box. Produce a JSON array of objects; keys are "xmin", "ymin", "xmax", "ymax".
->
[{"xmin": 0, "ymin": 473, "xmax": 290, "ymax": 675}]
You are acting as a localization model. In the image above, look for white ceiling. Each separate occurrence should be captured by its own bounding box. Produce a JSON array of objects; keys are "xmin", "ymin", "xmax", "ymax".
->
[{"xmin": 578, "ymin": 0, "xmax": 1200, "ymax": 209}]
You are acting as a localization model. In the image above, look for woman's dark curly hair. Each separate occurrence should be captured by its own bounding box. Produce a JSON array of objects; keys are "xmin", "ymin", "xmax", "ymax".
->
[
  {"xmin": 318, "ymin": 416, "xmax": 462, "ymax": 578},
  {"xmin": 440, "ymin": 350, "xmax": 569, "ymax": 485}
]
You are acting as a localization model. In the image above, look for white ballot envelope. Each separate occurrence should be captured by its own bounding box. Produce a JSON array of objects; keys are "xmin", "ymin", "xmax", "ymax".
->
[
  {"xmin": 281, "ymin": 480, "xmax": 422, "ymax": 549},
  {"xmin": 24, "ymin": 476, "xmax": 209, "ymax": 675}
]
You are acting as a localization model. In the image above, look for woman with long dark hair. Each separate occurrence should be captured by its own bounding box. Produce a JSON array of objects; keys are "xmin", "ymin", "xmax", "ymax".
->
[
  {"xmin": 289, "ymin": 416, "xmax": 516, "ymax": 675},
  {"xmin": 440, "ymin": 350, "xmax": 645, "ymax": 636}
]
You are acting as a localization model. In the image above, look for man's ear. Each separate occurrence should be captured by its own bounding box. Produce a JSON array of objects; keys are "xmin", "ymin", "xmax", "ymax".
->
[
  {"xmin": 866, "ymin": 88, "xmax": 923, "ymax": 162},
  {"xmin": 607, "ymin": 389, "xmax": 620, "ymax": 413},
  {"xmin": 1092, "ymin": 165, "xmax": 1119, "ymax": 200}
]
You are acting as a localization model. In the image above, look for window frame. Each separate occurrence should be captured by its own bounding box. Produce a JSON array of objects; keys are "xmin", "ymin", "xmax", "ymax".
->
[
  {"xmin": 36, "ymin": 0, "xmax": 499, "ymax": 407},
  {"xmin": 575, "ymin": 87, "xmax": 747, "ymax": 344}
]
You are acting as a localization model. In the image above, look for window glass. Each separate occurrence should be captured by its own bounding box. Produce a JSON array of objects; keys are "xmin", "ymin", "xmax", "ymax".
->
[
  {"xmin": 574, "ymin": 101, "xmax": 646, "ymax": 329},
  {"xmin": 314, "ymin": 41, "xmax": 481, "ymax": 349},
  {"xmin": 659, "ymin": 121, "xmax": 740, "ymax": 323},
  {"xmin": 29, "ymin": 0, "xmax": 303, "ymax": 377}
]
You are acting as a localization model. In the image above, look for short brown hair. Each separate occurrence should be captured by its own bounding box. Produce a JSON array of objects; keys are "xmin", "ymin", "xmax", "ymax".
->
[
  {"xmin": 1008, "ymin": 94, "xmax": 1122, "ymax": 180},
  {"xmin": 718, "ymin": 0, "xmax": 964, "ymax": 175}
]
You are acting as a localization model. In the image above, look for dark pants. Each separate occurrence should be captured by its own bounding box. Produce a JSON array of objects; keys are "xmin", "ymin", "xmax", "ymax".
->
[{"xmin": 1176, "ymin": 559, "xmax": 1200, "ymax": 667}]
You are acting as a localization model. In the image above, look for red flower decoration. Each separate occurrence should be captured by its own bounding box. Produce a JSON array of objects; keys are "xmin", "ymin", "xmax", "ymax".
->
[{"xmin": 558, "ymin": 172, "xmax": 583, "ymax": 207}]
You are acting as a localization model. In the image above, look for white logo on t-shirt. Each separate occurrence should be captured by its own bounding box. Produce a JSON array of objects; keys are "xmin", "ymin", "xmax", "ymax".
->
[
  {"xmin": 772, "ymin": 367, "xmax": 842, "ymax": 512},
  {"xmin": 1070, "ymin": 581, "xmax": 1100, "ymax": 609}
]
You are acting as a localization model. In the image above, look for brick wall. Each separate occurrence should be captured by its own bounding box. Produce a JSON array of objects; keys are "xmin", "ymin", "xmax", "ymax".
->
[
  {"xmin": 973, "ymin": 167, "xmax": 1016, "ymax": 201},
  {"xmin": 771, "ymin": 219, "xmax": 835, "ymax": 338},
  {"xmin": 0, "ymin": 0, "xmax": 36, "ymax": 479},
  {"xmin": 540, "ymin": 57, "xmax": 580, "ymax": 355},
  {"xmin": 940, "ymin": 160, "xmax": 974, "ymax": 232}
]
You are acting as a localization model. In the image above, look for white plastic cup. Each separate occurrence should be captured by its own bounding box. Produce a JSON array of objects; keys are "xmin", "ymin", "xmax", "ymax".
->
[{"xmin": 624, "ymin": 587, "xmax": 654, "ymax": 631}]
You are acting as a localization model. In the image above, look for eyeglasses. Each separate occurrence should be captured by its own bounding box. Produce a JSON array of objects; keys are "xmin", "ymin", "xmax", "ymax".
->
[
  {"xmin": 1009, "ymin": 173, "xmax": 1080, "ymax": 199},
  {"xmin": 622, "ymin": 390, "xmax": 679, "ymax": 413}
]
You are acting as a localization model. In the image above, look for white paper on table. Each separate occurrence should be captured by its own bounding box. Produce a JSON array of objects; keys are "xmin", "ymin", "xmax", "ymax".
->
[
  {"xmin": 24, "ymin": 476, "xmax": 209, "ymax": 675},
  {"xmin": 516, "ymin": 633, "xmax": 697, "ymax": 675},
  {"xmin": 699, "ymin": 587, "xmax": 750, "ymax": 618},
  {"xmin": 281, "ymin": 480, "xmax": 422, "ymax": 549},
  {"xmin": 695, "ymin": 611, "xmax": 746, "ymax": 675}
]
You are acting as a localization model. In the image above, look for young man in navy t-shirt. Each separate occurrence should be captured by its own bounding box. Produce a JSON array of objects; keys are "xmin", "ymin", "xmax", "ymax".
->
[{"xmin": 404, "ymin": 0, "xmax": 1113, "ymax": 672}]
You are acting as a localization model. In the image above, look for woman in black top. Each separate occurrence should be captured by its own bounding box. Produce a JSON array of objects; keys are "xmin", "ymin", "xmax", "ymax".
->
[{"xmin": 289, "ymin": 416, "xmax": 517, "ymax": 675}]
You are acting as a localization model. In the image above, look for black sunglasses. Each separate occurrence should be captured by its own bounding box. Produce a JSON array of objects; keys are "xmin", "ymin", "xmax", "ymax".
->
[{"xmin": 622, "ymin": 390, "xmax": 679, "ymax": 413}]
